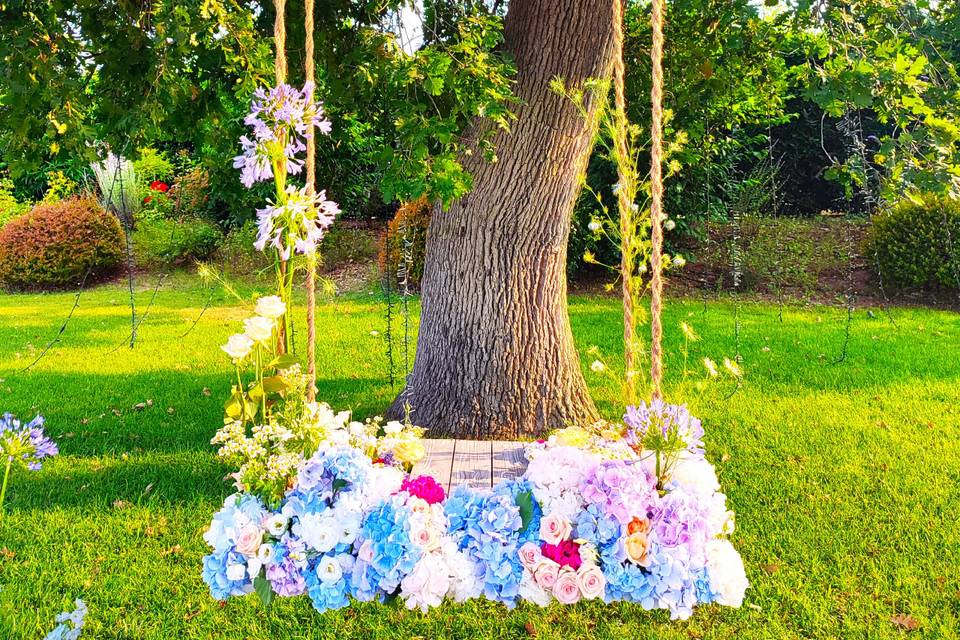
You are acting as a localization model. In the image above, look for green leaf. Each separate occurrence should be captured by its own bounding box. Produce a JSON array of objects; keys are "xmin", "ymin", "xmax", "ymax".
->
[
  {"xmin": 261, "ymin": 376, "xmax": 288, "ymax": 393},
  {"xmin": 266, "ymin": 354, "xmax": 299, "ymax": 370},
  {"xmin": 254, "ymin": 573, "xmax": 274, "ymax": 608},
  {"xmin": 516, "ymin": 490, "xmax": 535, "ymax": 533}
]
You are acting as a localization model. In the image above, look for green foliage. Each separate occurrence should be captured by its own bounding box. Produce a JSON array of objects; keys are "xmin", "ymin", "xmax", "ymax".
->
[
  {"xmin": 320, "ymin": 226, "xmax": 377, "ymax": 269},
  {"xmin": 0, "ymin": 197, "xmax": 124, "ymax": 290},
  {"xmin": 794, "ymin": 0, "xmax": 960, "ymax": 200},
  {"xmin": 869, "ymin": 194, "xmax": 960, "ymax": 290},
  {"xmin": 0, "ymin": 178, "xmax": 31, "ymax": 229},
  {"xmin": 133, "ymin": 148, "xmax": 175, "ymax": 185},
  {"xmin": 132, "ymin": 218, "xmax": 223, "ymax": 268},
  {"xmin": 40, "ymin": 171, "xmax": 79, "ymax": 204}
]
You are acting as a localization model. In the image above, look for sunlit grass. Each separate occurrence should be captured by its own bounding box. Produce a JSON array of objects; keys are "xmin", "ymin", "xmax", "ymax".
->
[{"xmin": 0, "ymin": 273, "xmax": 958, "ymax": 639}]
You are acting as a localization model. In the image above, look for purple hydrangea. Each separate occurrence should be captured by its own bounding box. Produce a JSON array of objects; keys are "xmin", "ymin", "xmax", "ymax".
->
[{"xmin": 579, "ymin": 459, "xmax": 657, "ymax": 525}]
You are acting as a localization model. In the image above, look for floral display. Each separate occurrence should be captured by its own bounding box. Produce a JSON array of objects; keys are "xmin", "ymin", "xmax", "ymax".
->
[
  {"xmin": 1, "ymin": 412, "xmax": 58, "ymax": 511},
  {"xmin": 203, "ymin": 401, "xmax": 748, "ymax": 620}
]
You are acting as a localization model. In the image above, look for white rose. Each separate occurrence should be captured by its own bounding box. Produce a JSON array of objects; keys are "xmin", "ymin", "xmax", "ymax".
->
[
  {"xmin": 243, "ymin": 316, "xmax": 274, "ymax": 344},
  {"xmin": 221, "ymin": 334, "xmax": 254, "ymax": 361},
  {"xmin": 296, "ymin": 514, "xmax": 339, "ymax": 553},
  {"xmin": 264, "ymin": 514, "xmax": 289, "ymax": 538},
  {"xmin": 226, "ymin": 562, "xmax": 246, "ymax": 582},
  {"xmin": 316, "ymin": 555, "xmax": 344, "ymax": 584},
  {"xmin": 254, "ymin": 296, "xmax": 286, "ymax": 319},
  {"xmin": 383, "ymin": 420, "xmax": 404, "ymax": 436},
  {"xmin": 670, "ymin": 454, "xmax": 720, "ymax": 495}
]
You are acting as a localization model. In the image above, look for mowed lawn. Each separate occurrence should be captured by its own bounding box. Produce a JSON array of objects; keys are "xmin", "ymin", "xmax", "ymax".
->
[{"xmin": 0, "ymin": 273, "xmax": 958, "ymax": 639}]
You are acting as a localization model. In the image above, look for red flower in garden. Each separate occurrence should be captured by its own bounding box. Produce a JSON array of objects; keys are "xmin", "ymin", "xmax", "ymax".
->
[
  {"xmin": 143, "ymin": 195, "xmax": 153, "ymax": 203},
  {"xmin": 149, "ymin": 180, "xmax": 169, "ymax": 192}
]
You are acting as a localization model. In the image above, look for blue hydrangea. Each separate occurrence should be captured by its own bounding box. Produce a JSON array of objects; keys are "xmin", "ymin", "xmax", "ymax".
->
[
  {"xmin": 447, "ymin": 487, "xmax": 525, "ymax": 607},
  {"xmin": 350, "ymin": 496, "xmax": 421, "ymax": 602},
  {"xmin": 202, "ymin": 547, "xmax": 251, "ymax": 600},
  {"xmin": 305, "ymin": 553, "xmax": 354, "ymax": 612},
  {"xmin": 493, "ymin": 478, "xmax": 543, "ymax": 544},
  {"xmin": 575, "ymin": 503, "xmax": 622, "ymax": 547}
]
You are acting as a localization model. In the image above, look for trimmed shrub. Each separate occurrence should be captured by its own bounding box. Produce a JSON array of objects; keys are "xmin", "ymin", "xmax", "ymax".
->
[
  {"xmin": 869, "ymin": 195, "xmax": 960, "ymax": 290},
  {"xmin": 0, "ymin": 197, "xmax": 125, "ymax": 290},
  {"xmin": 133, "ymin": 217, "xmax": 223, "ymax": 268},
  {"xmin": 377, "ymin": 198, "xmax": 431, "ymax": 288}
]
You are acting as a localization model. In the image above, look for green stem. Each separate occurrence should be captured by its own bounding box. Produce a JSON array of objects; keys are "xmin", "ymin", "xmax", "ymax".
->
[
  {"xmin": 236, "ymin": 365, "xmax": 248, "ymax": 426},
  {"xmin": 0, "ymin": 457, "xmax": 12, "ymax": 514}
]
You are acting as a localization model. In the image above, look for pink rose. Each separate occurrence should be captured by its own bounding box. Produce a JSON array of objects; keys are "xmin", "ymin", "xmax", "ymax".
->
[
  {"xmin": 411, "ymin": 526, "xmax": 439, "ymax": 551},
  {"xmin": 577, "ymin": 564, "xmax": 606, "ymax": 600},
  {"xmin": 357, "ymin": 538, "xmax": 375, "ymax": 563},
  {"xmin": 540, "ymin": 512, "xmax": 572, "ymax": 545},
  {"xmin": 235, "ymin": 524, "xmax": 262, "ymax": 557},
  {"xmin": 552, "ymin": 569, "xmax": 582, "ymax": 605},
  {"xmin": 533, "ymin": 558, "xmax": 560, "ymax": 590},
  {"xmin": 518, "ymin": 542, "xmax": 542, "ymax": 569}
]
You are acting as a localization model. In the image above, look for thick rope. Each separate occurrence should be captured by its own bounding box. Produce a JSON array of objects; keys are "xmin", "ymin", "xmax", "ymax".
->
[
  {"xmin": 612, "ymin": 0, "xmax": 636, "ymax": 404},
  {"xmin": 274, "ymin": 0, "xmax": 287, "ymax": 84},
  {"xmin": 649, "ymin": 0, "xmax": 666, "ymax": 400},
  {"xmin": 304, "ymin": 0, "xmax": 317, "ymax": 402}
]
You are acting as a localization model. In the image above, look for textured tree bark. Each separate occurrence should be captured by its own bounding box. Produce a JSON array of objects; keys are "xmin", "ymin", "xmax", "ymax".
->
[{"xmin": 388, "ymin": 0, "xmax": 616, "ymax": 439}]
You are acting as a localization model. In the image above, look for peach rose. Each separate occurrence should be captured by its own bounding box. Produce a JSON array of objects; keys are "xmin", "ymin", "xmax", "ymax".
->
[
  {"xmin": 552, "ymin": 569, "xmax": 582, "ymax": 605},
  {"xmin": 577, "ymin": 564, "xmax": 606, "ymax": 600},
  {"xmin": 624, "ymin": 531, "xmax": 650, "ymax": 565},
  {"xmin": 540, "ymin": 512, "xmax": 572, "ymax": 545},
  {"xmin": 627, "ymin": 516, "xmax": 651, "ymax": 535},
  {"xmin": 533, "ymin": 559, "xmax": 561, "ymax": 590},
  {"xmin": 235, "ymin": 524, "xmax": 262, "ymax": 557}
]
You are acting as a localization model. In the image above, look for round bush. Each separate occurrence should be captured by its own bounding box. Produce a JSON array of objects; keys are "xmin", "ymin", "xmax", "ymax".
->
[
  {"xmin": 869, "ymin": 195, "xmax": 960, "ymax": 290},
  {"xmin": 377, "ymin": 198, "xmax": 431, "ymax": 288},
  {"xmin": 0, "ymin": 197, "xmax": 125, "ymax": 290}
]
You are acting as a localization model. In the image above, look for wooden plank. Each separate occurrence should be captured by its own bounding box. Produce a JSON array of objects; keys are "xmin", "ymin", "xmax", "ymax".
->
[
  {"xmin": 449, "ymin": 440, "xmax": 493, "ymax": 491},
  {"xmin": 411, "ymin": 439, "xmax": 456, "ymax": 492},
  {"xmin": 491, "ymin": 441, "xmax": 527, "ymax": 486}
]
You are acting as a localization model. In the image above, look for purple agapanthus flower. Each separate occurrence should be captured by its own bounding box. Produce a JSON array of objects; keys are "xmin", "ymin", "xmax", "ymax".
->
[
  {"xmin": 1, "ymin": 413, "xmax": 58, "ymax": 471},
  {"xmin": 233, "ymin": 82, "xmax": 332, "ymax": 188},
  {"xmin": 623, "ymin": 400, "xmax": 704, "ymax": 456},
  {"xmin": 253, "ymin": 186, "xmax": 340, "ymax": 259}
]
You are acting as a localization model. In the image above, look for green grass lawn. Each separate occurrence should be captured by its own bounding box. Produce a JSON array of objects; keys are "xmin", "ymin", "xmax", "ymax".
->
[{"xmin": 1, "ymin": 273, "xmax": 958, "ymax": 639}]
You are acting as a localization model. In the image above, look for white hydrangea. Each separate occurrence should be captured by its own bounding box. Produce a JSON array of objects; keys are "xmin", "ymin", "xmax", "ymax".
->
[{"xmin": 706, "ymin": 539, "xmax": 749, "ymax": 607}]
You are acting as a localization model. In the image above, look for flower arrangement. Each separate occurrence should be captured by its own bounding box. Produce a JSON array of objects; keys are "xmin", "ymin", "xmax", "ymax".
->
[
  {"xmin": 1, "ymin": 412, "xmax": 58, "ymax": 512},
  {"xmin": 203, "ymin": 402, "xmax": 747, "ymax": 620}
]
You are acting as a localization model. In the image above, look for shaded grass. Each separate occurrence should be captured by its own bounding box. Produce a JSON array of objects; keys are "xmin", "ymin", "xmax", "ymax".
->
[{"xmin": 0, "ymin": 273, "xmax": 958, "ymax": 639}]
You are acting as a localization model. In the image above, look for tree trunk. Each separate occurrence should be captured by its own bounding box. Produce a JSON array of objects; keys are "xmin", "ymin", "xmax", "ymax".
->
[{"xmin": 388, "ymin": 0, "xmax": 616, "ymax": 439}]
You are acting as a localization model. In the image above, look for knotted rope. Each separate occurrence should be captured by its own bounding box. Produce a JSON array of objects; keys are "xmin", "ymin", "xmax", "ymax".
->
[
  {"xmin": 612, "ymin": 0, "xmax": 636, "ymax": 404},
  {"xmin": 273, "ymin": 0, "xmax": 287, "ymax": 84},
  {"xmin": 304, "ymin": 0, "xmax": 317, "ymax": 402},
  {"xmin": 649, "ymin": 0, "xmax": 666, "ymax": 400}
]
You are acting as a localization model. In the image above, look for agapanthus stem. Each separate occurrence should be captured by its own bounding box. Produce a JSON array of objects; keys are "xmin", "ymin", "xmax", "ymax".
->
[{"xmin": 0, "ymin": 457, "xmax": 12, "ymax": 513}]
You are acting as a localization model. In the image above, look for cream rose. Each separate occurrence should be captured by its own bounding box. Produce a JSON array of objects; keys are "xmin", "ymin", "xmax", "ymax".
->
[
  {"xmin": 394, "ymin": 440, "xmax": 425, "ymax": 465},
  {"xmin": 221, "ymin": 333, "xmax": 254, "ymax": 361},
  {"xmin": 243, "ymin": 316, "xmax": 274, "ymax": 344},
  {"xmin": 540, "ymin": 512, "xmax": 572, "ymax": 545},
  {"xmin": 254, "ymin": 295, "xmax": 286, "ymax": 319}
]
